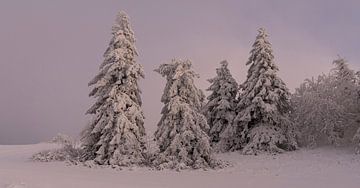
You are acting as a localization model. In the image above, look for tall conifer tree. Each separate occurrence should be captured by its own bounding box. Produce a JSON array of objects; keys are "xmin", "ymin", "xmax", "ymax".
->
[
  {"xmin": 154, "ymin": 59, "xmax": 217, "ymax": 169},
  {"xmin": 228, "ymin": 28, "xmax": 297, "ymax": 154},
  {"xmin": 203, "ymin": 60, "xmax": 238, "ymax": 151},
  {"xmin": 81, "ymin": 11, "xmax": 147, "ymax": 166}
]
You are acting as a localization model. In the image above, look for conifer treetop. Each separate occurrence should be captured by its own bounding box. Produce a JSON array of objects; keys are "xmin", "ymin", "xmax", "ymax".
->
[
  {"xmin": 239, "ymin": 27, "xmax": 290, "ymax": 116},
  {"xmin": 206, "ymin": 60, "xmax": 238, "ymax": 100},
  {"xmin": 86, "ymin": 10, "xmax": 144, "ymax": 110},
  {"xmin": 155, "ymin": 59, "xmax": 203, "ymax": 110},
  {"xmin": 246, "ymin": 28, "xmax": 277, "ymax": 70},
  {"xmin": 112, "ymin": 11, "xmax": 136, "ymax": 44}
]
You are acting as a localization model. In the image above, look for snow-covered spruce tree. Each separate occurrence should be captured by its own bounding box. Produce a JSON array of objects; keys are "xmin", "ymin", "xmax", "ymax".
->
[
  {"xmin": 81, "ymin": 11, "xmax": 147, "ymax": 166},
  {"xmin": 203, "ymin": 60, "xmax": 238, "ymax": 151},
  {"xmin": 153, "ymin": 59, "xmax": 218, "ymax": 170},
  {"xmin": 228, "ymin": 28, "xmax": 297, "ymax": 154}
]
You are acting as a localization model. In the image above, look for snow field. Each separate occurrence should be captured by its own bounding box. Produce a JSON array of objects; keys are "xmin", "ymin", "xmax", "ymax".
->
[{"xmin": 1, "ymin": 143, "xmax": 360, "ymax": 188}]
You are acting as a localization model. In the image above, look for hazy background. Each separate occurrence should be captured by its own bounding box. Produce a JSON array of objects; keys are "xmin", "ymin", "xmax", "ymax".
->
[{"xmin": 0, "ymin": 0, "xmax": 359, "ymax": 144}]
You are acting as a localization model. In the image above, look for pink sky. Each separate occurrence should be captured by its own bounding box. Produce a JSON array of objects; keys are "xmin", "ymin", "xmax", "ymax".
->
[{"xmin": 0, "ymin": 0, "xmax": 359, "ymax": 144}]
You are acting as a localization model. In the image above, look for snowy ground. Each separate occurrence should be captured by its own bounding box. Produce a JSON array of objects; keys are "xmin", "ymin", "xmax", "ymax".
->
[{"xmin": 1, "ymin": 143, "xmax": 360, "ymax": 188}]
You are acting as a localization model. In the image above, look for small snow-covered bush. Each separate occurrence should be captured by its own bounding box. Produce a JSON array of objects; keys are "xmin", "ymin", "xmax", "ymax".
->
[
  {"xmin": 32, "ymin": 144, "xmax": 83, "ymax": 162},
  {"xmin": 49, "ymin": 133, "xmax": 73, "ymax": 145}
]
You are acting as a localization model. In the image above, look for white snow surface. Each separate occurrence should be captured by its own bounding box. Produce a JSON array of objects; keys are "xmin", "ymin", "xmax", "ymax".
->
[{"xmin": 1, "ymin": 143, "xmax": 360, "ymax": 188}]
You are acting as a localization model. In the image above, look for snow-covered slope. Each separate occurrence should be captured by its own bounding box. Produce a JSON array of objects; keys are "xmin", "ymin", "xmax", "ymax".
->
[{"xmin": 1, "ymin": 143, "xmax": 360, "ymax": 188}]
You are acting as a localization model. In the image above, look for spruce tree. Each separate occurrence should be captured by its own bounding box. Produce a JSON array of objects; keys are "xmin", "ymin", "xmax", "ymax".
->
[
  {"xmin": 81, "ymin": 11, "xmax": 147, "ymax": 166},
  {"xmin": 231, "ymin": 28, "xmax": 297, "ymax": 154},
  {"xmin": 153, "ymin": 59, "xmax": 217, "ymax": 170},
  {"xmin": 203, "ymin": 60, "xmax": 238, "ymax": 151}
]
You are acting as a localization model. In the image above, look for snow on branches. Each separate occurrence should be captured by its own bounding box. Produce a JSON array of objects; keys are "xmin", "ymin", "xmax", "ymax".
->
[
  {"xmin": 81, "ymin": 11, "xmax": 147, "ymax": 167},
  {"xmin": 292, "ymin": 57, "xmax": 360, "ymax": 148},
  {"xmin": 153, "ymin": 59, "xmax": 219, "ymax": 170},
  {"xmin": 230, "ymin": 28, "xmax": 297, "ymax": 154},
  {"xmin": 203, "ymin": 60, "xmax": 238, "ymax": 151}
]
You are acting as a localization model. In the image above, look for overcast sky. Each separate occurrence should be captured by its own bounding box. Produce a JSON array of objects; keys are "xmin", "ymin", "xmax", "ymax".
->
[{"xmin": 0, "ymin": 0, "xmax": 359, "ymax": 144}]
